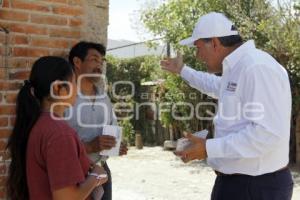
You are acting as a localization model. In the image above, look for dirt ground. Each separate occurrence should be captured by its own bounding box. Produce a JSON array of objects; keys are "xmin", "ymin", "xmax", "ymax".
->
[{"xmin": 107, "ymin": 147, "xmax": 300, "ymax": 200}]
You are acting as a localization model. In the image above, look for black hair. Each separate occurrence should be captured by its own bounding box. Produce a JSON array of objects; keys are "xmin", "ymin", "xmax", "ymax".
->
[
  {"xmin": 6, "ymin": 56, "xmax": 74, "ymax": 200},
  {"xmin": 68, "ymin": 41, "xmax": 106, "ymax": 65},
  {"xmin": 202, "ymin": 35, "xmax": 243, "ymax": 47}
]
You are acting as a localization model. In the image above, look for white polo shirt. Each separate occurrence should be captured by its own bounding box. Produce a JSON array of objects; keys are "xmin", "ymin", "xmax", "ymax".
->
[{"xmin": 180, "ymin": 40, "xmax": 291, "ymax": 176}]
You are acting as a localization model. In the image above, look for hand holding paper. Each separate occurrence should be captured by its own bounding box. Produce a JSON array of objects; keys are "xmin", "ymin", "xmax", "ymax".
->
[
  {"xmin": 99, "ymin": 125, "xmax": 122, "ymax": 157},
  {"xmin": 176, "ymin": 129, "xmax": 208, "ymax": 151},
  {"xmin": 175, "ymin": 130, "xmax": 208, "ymax": 163},
  {"xmin": 98, "ymin": 135, "xmax": 116, "ymax": 151}
]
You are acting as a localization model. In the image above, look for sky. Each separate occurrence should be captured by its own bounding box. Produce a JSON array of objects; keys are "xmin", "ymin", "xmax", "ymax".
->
[
  {"xmin": 108, "ymin": 0, "xmax": 162, "ymax": 42},
  {"xmin": 108, "ymin": 0, "xmax": 285, "ymax": 42}
]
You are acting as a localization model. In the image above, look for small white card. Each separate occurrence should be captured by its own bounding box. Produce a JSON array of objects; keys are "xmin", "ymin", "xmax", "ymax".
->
[
  {"xmin": 193, "ymin": 129, "xmax": 209, "ymax": 139},
  {"xmin": 176, "ymin": 129, "xmax": 209, "ymax": 151},
  {"xmin": 176, "ymin": 138, "xmax": 191, "ymax": 152},
  {"xmin": 99, "ymin": 125, "xmax": 122, "ymax": 157}
]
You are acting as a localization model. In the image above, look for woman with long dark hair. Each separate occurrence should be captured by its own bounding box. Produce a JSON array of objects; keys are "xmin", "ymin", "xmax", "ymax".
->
[{"xmin": 6, "ymin": 56, "xmax": 107, "ymax": 200}]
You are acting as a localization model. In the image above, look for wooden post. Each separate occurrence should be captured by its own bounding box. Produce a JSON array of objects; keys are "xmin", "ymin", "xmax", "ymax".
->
[
  {"xmin": 135, "ymin": 132, "xmax": 143, "ymax": 149},
  {"xmin": 169, "ymin": 124, "xmax": 174, "ymax": 141}
]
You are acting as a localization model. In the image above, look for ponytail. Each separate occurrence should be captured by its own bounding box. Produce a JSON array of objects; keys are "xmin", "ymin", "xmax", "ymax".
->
[{"xmin": 6, "ymin": 80, "xmax": 41, "ymax": 200}]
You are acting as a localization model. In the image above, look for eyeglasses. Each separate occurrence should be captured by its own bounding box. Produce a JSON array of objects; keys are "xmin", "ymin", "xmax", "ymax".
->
[{"xmin": 84, "ymin": 57, "xmax": 107, "ymax": 65}]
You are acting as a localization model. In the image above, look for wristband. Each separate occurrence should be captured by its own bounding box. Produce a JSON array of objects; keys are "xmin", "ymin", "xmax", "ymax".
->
[{"xmin": 88, "ymin": 172, "xmax": 107, "ymax": 180}]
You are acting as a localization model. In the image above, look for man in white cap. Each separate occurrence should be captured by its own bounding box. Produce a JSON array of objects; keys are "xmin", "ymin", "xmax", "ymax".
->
[{"xmin": 161, "ymin": 12, "xmax": 293, "ymax": 200}]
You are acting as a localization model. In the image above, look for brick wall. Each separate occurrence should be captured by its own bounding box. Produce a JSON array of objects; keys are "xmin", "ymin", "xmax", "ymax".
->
[{"xmin": 0, "ymin": 0, "xmax": 109, "ymax": 199}]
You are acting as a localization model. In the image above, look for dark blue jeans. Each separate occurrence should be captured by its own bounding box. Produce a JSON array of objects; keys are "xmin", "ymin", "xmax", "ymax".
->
[
  {"xmin": 211, "ymin": 168, "xmax": 294, "ymax": 200},
  {"xmin": 101, "ymin": 162, "xmax": 112, "ymax": 200}
]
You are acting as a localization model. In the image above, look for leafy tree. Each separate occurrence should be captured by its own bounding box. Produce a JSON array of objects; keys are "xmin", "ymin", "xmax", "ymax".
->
[{"xmin": 106, "ymin": 55, "xmax": 162, "ymax": 144}]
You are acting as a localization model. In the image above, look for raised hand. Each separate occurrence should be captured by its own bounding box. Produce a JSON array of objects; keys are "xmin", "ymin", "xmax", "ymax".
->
[{"xmin": 160, "ymin": 52, "xmax": 184, "ymax": 74}]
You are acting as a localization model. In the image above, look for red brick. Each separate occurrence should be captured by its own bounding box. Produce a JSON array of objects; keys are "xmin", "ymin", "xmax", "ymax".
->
[
  {"xmin": 0, "ymin": 81, "xmax": 22, "ymax": 91},
  {"xmin": 0, "ymin": 68, "xmax": 6, "ymax": 80},
  {"xmin": 68, "ymin": 39, "xmax": 79, "ymax": 48},
  {"xmin": 9, "ymin": 70, "xmax": 30, "ymax": 80},
  {"xmin": 0, "ymin": 118, "xmax": 8, "ymax": 127},
  {"xmin": 50, "ymin": 50, "xmax": 69, "ymax": 57},
  {"xmin": 0, "ymin": 129, "xmax": 12, "ymax": 139},
  {"xmin": 9, "ymin": 117, "xmax": 16, "ymax": 127},
  {"xmin": 4, "ymin": 93, "xmax": 17, "ymax": 104},
  {"xmin": 0, "ymin": 9, "xmax": 29, "ymax": 22},
  {"xmin": 2, "ymin": 0, "xmax": 10, "ymax": 8},
  {"xmin": 0, "ymin": 57, "xmax": 3, "ymax": 69},
  {"xmin": 0, "ymin": 176, "xmax": 6, "ymax": 186},
  {"xmin": 69, "ymin": 18, "xmax": 83, "ymax": 27},
  {"xmin": 0, "ymin": 21, "xmax": 9, "ymax": 32},
  {"xmin": 53, "ymin": 6, "xmax": 84, "ymax": 16},
  {"xmin": 69, "ymin": 39, "xmax": 80, "ymax": 47},
  {"xmin": 0, "ymin": 166, "xmax": 6, "ymax": 177},
  {"xmin": 11, "ymin": 34, "xmax": 29, "ymax": 45},
  {"xmin": 0, "ymin": 150, "xmax": 10, "ymax": 160},
  {"xmin": 10, "ymin": 23, "xmax": 48, "ymax": 35},
  {"xmin": 0, "ymin": 140, "xmax": 7, "ymax": 151},
  {"xmin": 8, "ymin": 58, "xmax": 35, "ymax": 69},
  {"xmin": 44, "ymin": 0, "xmax": 68, "ymax": 4},
  {"xmin": 0, "ymin": 187, "xmax": 6, "ymax": 199},
  {"xmin": 68, "ymin": 0, "xmax": 83, "ymax": 5},
  {"xmin": 31, "ymin": 38, "xmax": 69, "ymax": 48},
  {"xmin": 12, "ymin": 47, "xmax": 50, "ymax": 57},
  {"xmin": 0, "ymin": 164, "xmax": 6, "ymax": 175},
  {"xmin": 11, "ymin": 1, "xmax": 50, "ymax": 12},
  {"xmin": 0, "ymin": 105, "xmax": 15, "ymax": 115},
  {"xmin": 31, "ymin": 14, "xmax": 68, "ymax": 26},
  {"xmin": 49, "ymin": 28, "xmax": 81, "ymax": 38},
  {"xmin": 0, "ymin": 34, "xmax": 4, "ymax": 44}
]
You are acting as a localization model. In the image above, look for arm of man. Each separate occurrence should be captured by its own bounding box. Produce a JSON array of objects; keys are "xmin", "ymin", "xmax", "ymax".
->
[
  {"xmin": 180, "ymin": 66, "xmax": 221, "ymax": 99},
  {"xmin": 161, "ymin": 54, "xmax": 221, "ymax": 99}
]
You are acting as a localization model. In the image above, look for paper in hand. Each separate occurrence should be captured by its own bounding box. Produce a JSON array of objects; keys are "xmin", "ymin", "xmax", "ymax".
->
[
  {"xmin": 99, "ymin": 125, "xmax": 122, "ymax": 156},
  {"xmin": 176, "ymin": 129, "xmax": 209, "ymax": 151}
]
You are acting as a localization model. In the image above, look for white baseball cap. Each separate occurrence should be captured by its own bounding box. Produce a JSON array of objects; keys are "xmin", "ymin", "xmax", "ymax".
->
[{"xmin": 179, "ymin": 12, "xmax": 239, "ymax": 46}]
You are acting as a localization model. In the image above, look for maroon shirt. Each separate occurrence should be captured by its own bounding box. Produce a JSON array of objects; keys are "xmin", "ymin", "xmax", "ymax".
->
[{"xmin": 26, "ymin": 112, "xmax": 92, "ymax": 200}]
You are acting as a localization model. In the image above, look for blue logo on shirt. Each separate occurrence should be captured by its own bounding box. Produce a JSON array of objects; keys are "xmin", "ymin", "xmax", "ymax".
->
[{"xmin": 226, "ymin": 82, "xmax": 237, "ymax": 92}]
